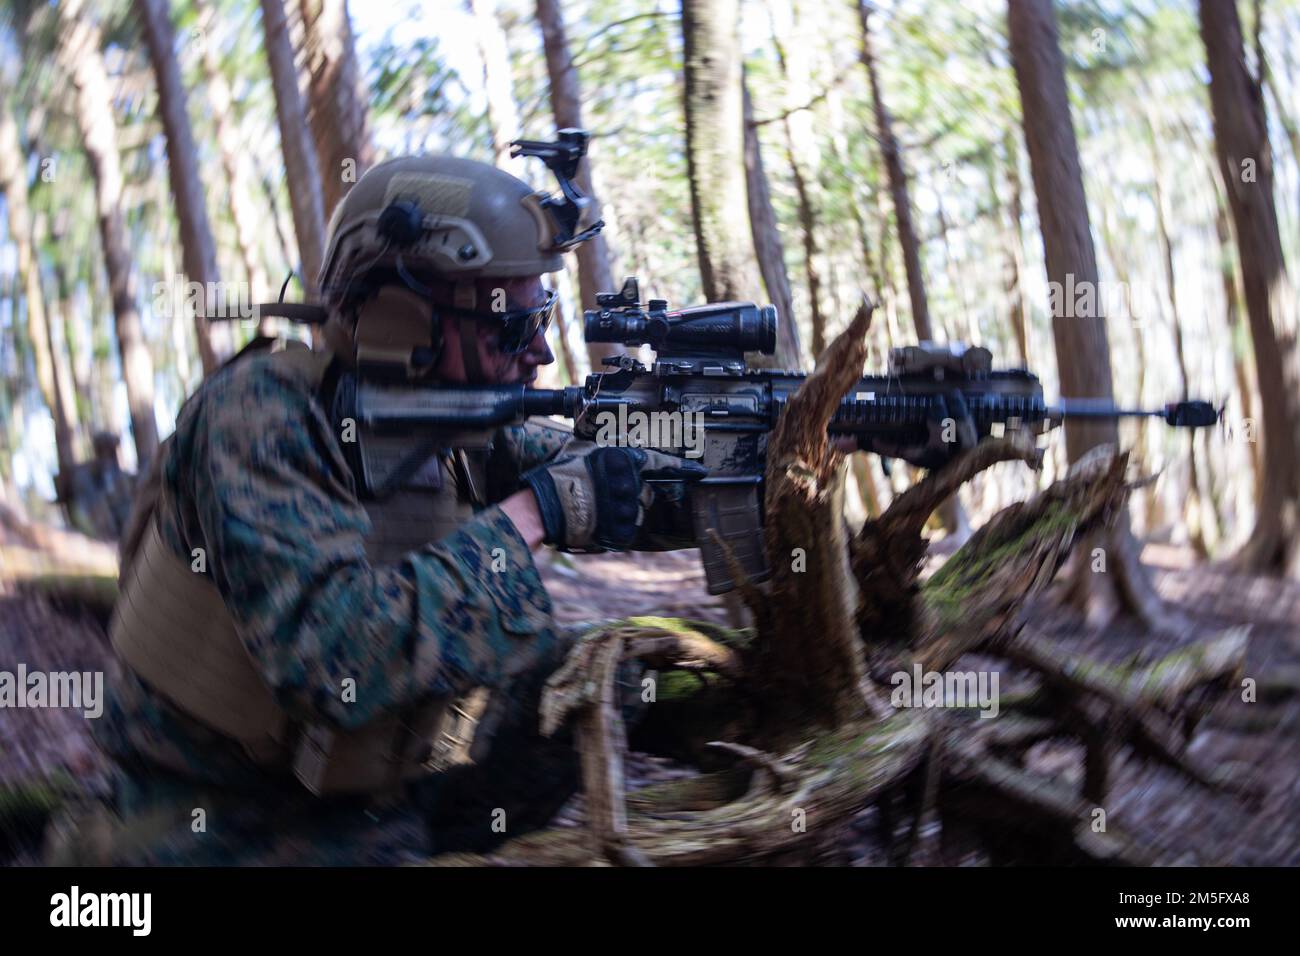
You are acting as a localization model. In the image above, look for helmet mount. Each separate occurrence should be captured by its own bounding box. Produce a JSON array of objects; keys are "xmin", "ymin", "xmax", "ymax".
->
[{"xmin": 508, "ymin": 128, "xmax": 605, "ymax": 249}]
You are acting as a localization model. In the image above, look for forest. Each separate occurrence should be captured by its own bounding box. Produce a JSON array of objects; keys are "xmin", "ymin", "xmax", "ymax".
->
[{"xmin": 0, "ymin": 0, "xmax": 1297, "ymax": 873}]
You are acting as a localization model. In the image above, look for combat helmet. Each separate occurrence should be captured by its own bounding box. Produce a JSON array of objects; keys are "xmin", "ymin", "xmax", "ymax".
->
[{"xmin": 319, "ymin": 131, "xmax": 602, "ymax": 382}]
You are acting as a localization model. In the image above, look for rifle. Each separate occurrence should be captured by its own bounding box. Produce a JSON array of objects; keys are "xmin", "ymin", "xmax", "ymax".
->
[{"xmin": 347, "ymin": 276, "xmax": 1219, "ymax": 595}]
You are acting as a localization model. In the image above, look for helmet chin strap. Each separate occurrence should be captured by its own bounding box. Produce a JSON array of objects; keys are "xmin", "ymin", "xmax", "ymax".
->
[
  {"xmin": 459, "ymin": 315, "xmax": 486, "ymax": 384},
  {"xmin": 453, "ymin": 280, "xmax": 486, "ymax": 384}
]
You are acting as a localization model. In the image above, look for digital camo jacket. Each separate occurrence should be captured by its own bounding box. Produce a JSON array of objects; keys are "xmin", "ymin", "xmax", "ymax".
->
[{"xmin": 94, "ymin": 347, "xmax": 574, "ymax": 794}]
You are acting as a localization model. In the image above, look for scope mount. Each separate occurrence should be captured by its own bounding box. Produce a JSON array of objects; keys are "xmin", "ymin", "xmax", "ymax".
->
[{"xmin": 889, "ymin": 342, "xmax": 994, "ymax": 379}]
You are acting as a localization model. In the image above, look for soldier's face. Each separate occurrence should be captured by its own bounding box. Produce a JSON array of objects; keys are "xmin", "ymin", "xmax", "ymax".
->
[{"xmin": 434, "ymin": 276, "xmax": 556, "ymax": 384}]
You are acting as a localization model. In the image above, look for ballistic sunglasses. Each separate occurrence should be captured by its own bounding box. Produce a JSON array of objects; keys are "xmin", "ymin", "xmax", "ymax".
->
[{"xmin": 442, "ymin": 289, "xmax": 559, "ymax": 355}]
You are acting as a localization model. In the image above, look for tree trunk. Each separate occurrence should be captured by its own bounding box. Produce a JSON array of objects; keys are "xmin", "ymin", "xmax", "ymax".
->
[
  {"xmin": 742, "ymin": 73, "xmax": 802, "ymax": 368},
  {"xmin": 196, "ymin": 0, "xmax": 272, "ymax": 310},
  {"xmin": 1173, "ymin": 110, "xmax": 1262, "ymax": 508},
  {"xmin": 1199, "ymin": 0, "xmax": 1300, "ymax": 576},
  {"xmin": 858, "ymin": 2, "xmax": 966, "ymax": 539},
  {"xmin": 874, "ymin": 186, "xmax": 901, "ymax": 348},
  {"xmin": 56, "ymin": 259, "xmax": 94, "ymax": 430},
  {"xmin": 1097, "ymin": 201, "xmax": 1156, "ymax": 531},
  {"xmin": 993, "ymin": 132, "xmax": 1030, "ymax": 367},
  {"xmin": 253, "ymin": 153, "xmax": 299, "ymax": 287},
  {"xmin": 59, "ymin": 0, "xmax": 159, "ymax": 469},
  {"xmin": 1008, "ymin": 0, "xmax": 1169, "ymax": 630},
  {"xmin": 1258, "ymin": 37, "xmax": 1300, "ymax": 217},
  {"xmin": 1007, "ymin": 0, "xmax": 1115, "ymax": 460},
  {"xmin": 850, "ymin": 190, "xmax": 888, "ymax": 351},
  {"xmin": 0, "ymin": 105, "xmax": 76, "ymax": 484},
  {"xmin": 87, "ymin": 277, "xmax": 121, "ymax": 441},
  {"xmin": 766, "ymin": 3, "xmax": 825, "ymax": 361},
  {"xmin": 681, "ymin": 0, "xmax": 763, "ymax": 307},
  {"xmin": 936, "ymin": 197, "xmax": 975, "ymax": 343},
  {"xmin": 833, "ymin": 116, "xmax": 883, "ymax": 327},
  {"xmin": 136, "ymin": 0, "xmax": 223, "ymax": 374},
  {"xmin": 1145, "ymin": 112, "xmax": 1207, "ymax": 556},
  {"xmin": 298, "ymin": 0, "xmax": 374, "ymax": 219},
  {"xmin": 535, "ymin": 0, "xmax": 624, "ymax": 371},
  {"xmin": 785, "ymin": 121, "xmax": 828, "ymax": 359},
  {"xmin": 858, "ymin": 1, "xmax": 931, "ymax": 341},
  {"xmin": 1213, "ymin": 198, "xmax": 1261, "ymax": 496},
  {"xmin": 551, "ymin": 264, "xmax": 581, "ymax": 384},
  {"xmin": 48, "ymin": 258, "xmax": 84, "ymax": 462},
  {"xmin": 260, "ymin": 0, "xmax": 327, "ymax": 300}
]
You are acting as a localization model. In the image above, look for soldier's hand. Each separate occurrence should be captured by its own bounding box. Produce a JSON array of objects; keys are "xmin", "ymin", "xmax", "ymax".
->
[
  {"xmin": 861, "ymin": 391, "xmax": 978, "ymax": 470},
  {"xmin": 523, "ymin": 444, "xmax": 707, "ymax": 551}
]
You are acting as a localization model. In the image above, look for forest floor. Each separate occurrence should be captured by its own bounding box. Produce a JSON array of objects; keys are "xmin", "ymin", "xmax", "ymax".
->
[{"xmin": 1, "ymin": 532, "xmax": 1297, "ymax": 865}]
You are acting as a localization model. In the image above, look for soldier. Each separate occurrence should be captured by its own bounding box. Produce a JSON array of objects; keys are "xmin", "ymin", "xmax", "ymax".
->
[
  {"xmin": 58, "ymin": 432, "xmax": 135, "ymax": 541},
  {"xmin": 49, "ymin": 153, "xmax": 703, "ymax": 865}
]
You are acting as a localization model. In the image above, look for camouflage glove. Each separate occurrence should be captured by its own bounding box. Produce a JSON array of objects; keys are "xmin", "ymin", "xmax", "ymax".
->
[
  {"xmin": 523, "ymin": 444, "xmax": 707, "ymax": 550},
  {"xmin": 862, "ymin": 391, "xmax": 978, "ymax": 470}
]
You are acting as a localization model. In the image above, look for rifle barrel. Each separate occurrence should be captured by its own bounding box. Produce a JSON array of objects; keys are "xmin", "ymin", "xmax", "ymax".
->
[
  {"xmin": 1055, "ymin": 400, "xmax": 1163, "ymax": 418},
  {"xmin": 1053, "ymin": 399, "xmax": 1218, "ymax": 428}
]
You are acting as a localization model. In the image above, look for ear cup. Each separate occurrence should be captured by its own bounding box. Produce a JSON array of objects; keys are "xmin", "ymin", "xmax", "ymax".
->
[{"xmin": 353, "ymin": 285, "xmax": 442, "ymax": 379}]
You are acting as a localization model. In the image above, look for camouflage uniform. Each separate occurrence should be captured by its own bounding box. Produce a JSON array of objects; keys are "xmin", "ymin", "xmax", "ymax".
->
[
  {"xmin": 68, "ymin": 347, "xmax": 594, "ymax": 865},
  {"xmin": 50, "ymin": 145, "xmax": 679, "ymax": 866}
]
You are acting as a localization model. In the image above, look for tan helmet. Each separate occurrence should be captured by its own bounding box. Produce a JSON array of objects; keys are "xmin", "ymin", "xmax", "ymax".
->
[
  {"xmin": 319, "ymin": 155, "xmax": 571, "ymax": 309},
  {"xmin": 319, "ymin": 154, "xmax": 595, "ymax": 381}
]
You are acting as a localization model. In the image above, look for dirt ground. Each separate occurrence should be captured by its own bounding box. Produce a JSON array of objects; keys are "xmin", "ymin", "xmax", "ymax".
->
[{"xmin": 1, "ymin": 540, "xmax": 1297, "ymax": 865}]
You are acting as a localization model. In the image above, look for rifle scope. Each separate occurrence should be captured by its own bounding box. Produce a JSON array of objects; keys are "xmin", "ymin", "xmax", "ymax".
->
[{"xmin": 584, "ymin": 301, "xmax": 778, "ymax": 355}]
